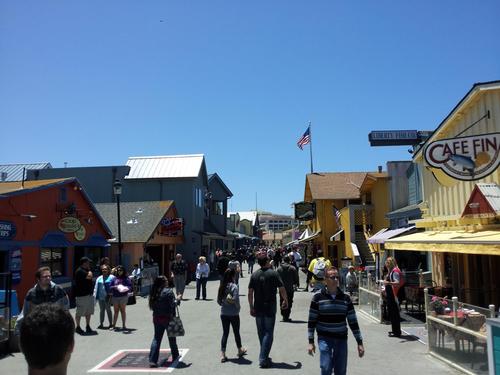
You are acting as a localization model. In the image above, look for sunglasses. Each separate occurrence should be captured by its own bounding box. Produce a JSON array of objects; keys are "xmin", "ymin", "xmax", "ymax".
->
[{"xmin": 327, "ymin": 275, "xmax": 340, "ymax": 280}]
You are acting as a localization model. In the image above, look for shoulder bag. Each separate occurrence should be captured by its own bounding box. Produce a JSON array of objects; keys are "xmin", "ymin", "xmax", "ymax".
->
[{"xmin": 167, "ymin": 306, "xmax": 185, "ymax": 337}]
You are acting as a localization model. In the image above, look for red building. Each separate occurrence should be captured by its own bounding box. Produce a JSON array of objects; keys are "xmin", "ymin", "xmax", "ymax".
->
[{"xmin": 0, "ymin": 178, "xmax": 112, "ymax": 303}]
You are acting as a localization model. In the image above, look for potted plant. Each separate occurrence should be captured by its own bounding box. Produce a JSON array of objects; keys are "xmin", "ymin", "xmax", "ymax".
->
[{"xmin": 430, "ymin": 296, "xmax": 448, "ymax": 315}]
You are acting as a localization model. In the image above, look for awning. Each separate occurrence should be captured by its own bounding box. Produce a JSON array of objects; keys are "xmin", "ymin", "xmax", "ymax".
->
[
  {"xmin": 367, "ymin": 226, "xmax": 415, "ymax": 244},
  {"xmin": 385, "ymin": 229, "xmax": 500, "ymax": 255},
  {"xmin": 329, "ymin": 228, "xmax": 344, "ymax": 242},
  {"xmin": 40, "ymin": 232, "xmax": 72, "ymax": 248},
  {"xmin": 298, "ymin": 229, "xmax": 321, "ymax": 243},
  {"xmin": 78, "ymin": 234, "xmax": 110, "ymax": 247},
  {"xmin": 351, "ymin": 243, "xmax": 360, "ymax": 257}
]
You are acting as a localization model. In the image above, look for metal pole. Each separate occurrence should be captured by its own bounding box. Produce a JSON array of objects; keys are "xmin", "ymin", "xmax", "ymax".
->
[
  {"xmin": 308, "ymin": 121, "xmax": 314, "ymax": 174},
  {"xmin": 117, "ymin": 194, "xmax": 122, "ymax": 265},
  {"xmin": 489, "ymin": 304, "xmax": 496, "ymax": 318},
  {"xmin": 452, "ymin": 296, "xmax": 458, "ymax": 325}
]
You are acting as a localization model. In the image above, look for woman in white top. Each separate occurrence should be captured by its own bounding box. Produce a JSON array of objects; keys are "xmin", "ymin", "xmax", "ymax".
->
[{"xmin": 195, "ymin": 256, "xmax": 210, "ymax": 300}]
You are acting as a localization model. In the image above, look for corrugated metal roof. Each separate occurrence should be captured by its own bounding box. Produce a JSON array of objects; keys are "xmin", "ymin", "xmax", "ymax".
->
[
  {"xmin": 0, "ymin": 178, "xmax": 70, "ymax": 195},
  {"xmin": 0, "ymin": 162, "xmax": 52, "ymax": 182},
  {"xmin": 125, "ymin": 155, "xmax": 204, "ymax": 179},
  {"xmin": 477, "ymin": 183, "xmax": 500, "ymax": 213},
  {"xmin": 94, "ymin": 201, "xmax": 174, "ymax": 243}
]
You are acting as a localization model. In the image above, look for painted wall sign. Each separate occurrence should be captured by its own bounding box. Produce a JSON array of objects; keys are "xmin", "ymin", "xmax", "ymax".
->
[
  {"xmin": 58, "ymin": 217, "xmax": 81, "ymax": 233},
  {"xmin": 424, "ymin": 132, "xmax": 500, "ymax": 181},
  {"xmin": 0, "ymin": 221, "xmax": 16, "ymax": 239},
  {"xmin": 160, "ymin": 217, "xmax": 184, "ymax": 236},
  {"xmin": 10, "ymin": 248, "xmax": 22, "ymax": 284}
]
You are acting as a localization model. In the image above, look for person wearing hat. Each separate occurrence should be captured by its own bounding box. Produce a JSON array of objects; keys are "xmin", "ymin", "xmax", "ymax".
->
[
  {"xmin": 73, "ymin": 256, "xmax": 96, "ymax": 335},
  {"xmin": 248, "ymin": 250, "xmax": 288, "ymax": 368}
]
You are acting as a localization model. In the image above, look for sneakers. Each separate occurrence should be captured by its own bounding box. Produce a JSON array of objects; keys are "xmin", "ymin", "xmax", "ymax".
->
[
  {"xmin": 75, "ymin": 326, "xmax": 85, "ymax": 335},
  {"xmin": 259, "ymin": 358, "xmax": 272, "ymax": 368}
]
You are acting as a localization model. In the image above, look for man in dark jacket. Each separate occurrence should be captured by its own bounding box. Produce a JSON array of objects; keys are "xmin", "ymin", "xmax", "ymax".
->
[
  {"xmin": 277, "ymin": 254, "xmax": 299, "ymax": 322},
  {"xmin": 217, "ymin": 251, "xmax": 230, "ymax": 280}
]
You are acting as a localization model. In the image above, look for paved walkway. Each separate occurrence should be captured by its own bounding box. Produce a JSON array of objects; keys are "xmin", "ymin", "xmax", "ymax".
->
[{"xmin": 1, "ymin": 264, "xmax": 462, "ymax": 374}]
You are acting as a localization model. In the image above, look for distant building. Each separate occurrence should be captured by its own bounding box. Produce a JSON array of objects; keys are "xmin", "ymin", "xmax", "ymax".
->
[{"xmin": 0, "ymin": 162, "xmax": 52, "ymax": 182}]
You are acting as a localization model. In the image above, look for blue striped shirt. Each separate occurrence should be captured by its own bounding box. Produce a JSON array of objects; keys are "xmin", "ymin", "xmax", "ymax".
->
[{"xmin": 308, "ymin": 287, "xmax": 363, "ymax": 344}]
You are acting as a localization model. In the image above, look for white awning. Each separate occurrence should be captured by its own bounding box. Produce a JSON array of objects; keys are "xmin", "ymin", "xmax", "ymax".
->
[
  {"xmin": 298, "ymin": 229, "xmax": 321, "ymax": 243},
  {"xmin": 351, "ymin": 243, "xmax": 360, "ymax": 257}
]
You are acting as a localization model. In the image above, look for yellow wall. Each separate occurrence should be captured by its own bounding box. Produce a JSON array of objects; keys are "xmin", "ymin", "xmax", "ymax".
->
[
  {"xmin": 369, "ymin": 178, "xmax": 390, "ymax": 233},
  {"xmin": 417, "ymin": 89, "xmax": 500, "ymax": 218}
]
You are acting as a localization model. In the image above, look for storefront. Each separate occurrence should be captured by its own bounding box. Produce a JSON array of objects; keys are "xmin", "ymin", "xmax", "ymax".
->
[
  {"xmin": 385, "ymin": 80, "xmax": 500, "ymax": 309},
  {"xmin": 94, "ymin": 200, "xmax": 183, "ymax": 277},
  {"xmin": 0, "ymin": 178, "xmax": 112, "ymax": 302}
]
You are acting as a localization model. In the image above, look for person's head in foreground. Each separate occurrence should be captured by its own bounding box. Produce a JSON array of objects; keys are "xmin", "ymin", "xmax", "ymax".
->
[{"xmin": 20, "ymin": 303, "xmax": 75, "ymax": 375}]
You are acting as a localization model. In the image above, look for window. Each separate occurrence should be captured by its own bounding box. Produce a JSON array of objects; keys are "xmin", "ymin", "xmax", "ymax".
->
[
  {"xmin": 59, "ymin": 188, "xmax": 67, "ymax": 202},
  {"xmin": 213, "ymin": 201, "xmax": 223, "ymax": 215},
  {"xmin": 40, "ymin": 248, "xmax": 65, "ymax": 277}
]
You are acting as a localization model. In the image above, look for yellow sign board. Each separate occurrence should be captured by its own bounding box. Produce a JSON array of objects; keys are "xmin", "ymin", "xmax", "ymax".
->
[{"xmin": 58, "ymin": 217, "xmax": 81, "ymax": 233}]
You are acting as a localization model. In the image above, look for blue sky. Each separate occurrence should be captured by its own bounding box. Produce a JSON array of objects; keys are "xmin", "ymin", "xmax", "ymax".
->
[{"xmin": 1, "ymin": 1, "xmax": 499, "ymax": 215}]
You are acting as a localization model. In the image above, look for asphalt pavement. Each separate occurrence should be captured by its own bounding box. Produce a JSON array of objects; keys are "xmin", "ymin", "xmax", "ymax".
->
[{"xmin": 1, "ymin": 264, "xmax": 462, "ymax": 374}]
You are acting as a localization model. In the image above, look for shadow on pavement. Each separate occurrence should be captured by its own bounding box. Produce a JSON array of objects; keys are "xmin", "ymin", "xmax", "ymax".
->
[
  {"xmin": 227, "ymin": 357, "xmax": 253, "ymax": 365},
  {"xmin": 283, "ymin": 320, "xmax": 307, "ymax": 324},
  {"xmin": 271, "ymin": 361, "xmax": 302, "ymax": 370},
  {"xmin": 175, "ymin": 361, "xmax": 192, "ymax": 369},
  {"xmin": 394, "ymin": 334, "xmax": 419, "ymax": 342},
  {"xmin": 122, "ymin": 328, "xmax": 138, "ymax": 334}
]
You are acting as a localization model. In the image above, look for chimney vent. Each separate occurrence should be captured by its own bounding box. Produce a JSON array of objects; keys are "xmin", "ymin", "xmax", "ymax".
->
[
  {"xmin": 378, "ymin": 165, "xmax": 383, "ymax": 173},
  {"xmin": 1, "ymin": 172, "xmax": 7, "ymax": 181}
]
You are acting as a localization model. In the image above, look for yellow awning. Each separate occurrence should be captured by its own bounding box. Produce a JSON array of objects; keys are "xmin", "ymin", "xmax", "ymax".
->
[{"xmin": 385, "ymin": 230, "xmax": 500, "ymax": 255}]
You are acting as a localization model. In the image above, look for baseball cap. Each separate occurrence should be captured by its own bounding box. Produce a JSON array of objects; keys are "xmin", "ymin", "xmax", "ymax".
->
[
  {"xmin": 313, "ymin": 260, "xmax": 326, "ymax": 280},
  {"xmin": 80, "ymin": 256, "xmax": 92, "ymax": 264}
]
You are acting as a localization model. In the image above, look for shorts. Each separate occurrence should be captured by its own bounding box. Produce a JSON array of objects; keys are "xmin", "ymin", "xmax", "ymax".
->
[
  {"xmin": 112, "ymin": 295, "xmax": 129, "ymax": 305},
  {"xmin": 174, "ymin": 275, "xmax": 186, "ymax": 294},
  {"xmin": 75, "ymin": 295, "xmax": 95, "ymax": 317}
]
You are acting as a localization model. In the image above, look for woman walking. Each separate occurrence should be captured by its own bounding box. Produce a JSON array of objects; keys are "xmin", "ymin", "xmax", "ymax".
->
[
  {"xmin": 217, "ymin": 268, "xmax": 246, "ymax": 363},
  {"xmin": 93, "ymin": 264, "xmax": 115, "ymax": 329},
  {"xmin": 195, "ymin": 256, "xmax": 210, "ymax": 300},
  {"xmin": 149, "ymin": 276, "xmax": 180, "ymax": 368},
  {"xmin": 110, "ymin": 265, "xmax": 132, "ymax": 331}
]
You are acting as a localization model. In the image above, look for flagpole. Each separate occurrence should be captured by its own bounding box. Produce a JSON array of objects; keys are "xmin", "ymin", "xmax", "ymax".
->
[{"xmin": 308, "ymin": 121, "xmax": 314, "ymax": 174}]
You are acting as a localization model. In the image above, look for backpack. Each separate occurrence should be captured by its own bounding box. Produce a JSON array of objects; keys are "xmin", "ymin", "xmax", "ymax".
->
[{"xmin": 313, "ymin": 257, "xmax": 327, "ymax": 280}]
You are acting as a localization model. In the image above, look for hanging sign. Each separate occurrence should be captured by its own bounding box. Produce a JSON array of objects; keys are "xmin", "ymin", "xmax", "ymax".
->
[
  {"xmin": 0, "ymin": 221, "xmax": 16, "ymax": 239},
  {"xmin": 74, "ymin": 225, "xmax": 86, "ymax": 241},
  {"xmin": 58, "ymin": 217, "xmax": 81, "ymax": 233},
  {"xmin": 424, "ymin": 132, "xmax": 500, "ymax": 181},
  {"xmin": 10, "ymin": 248, "xmax": 22, "ymax": 284},
  {"xmin": 160, "ymin": 218, "xmax": 184, "ymax": 236}
]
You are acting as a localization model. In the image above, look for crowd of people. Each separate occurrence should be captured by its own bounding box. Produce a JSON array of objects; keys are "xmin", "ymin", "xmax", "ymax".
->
[{"xmin": 15, "ymin": 247, "xmax": 396, "ymax": 375}]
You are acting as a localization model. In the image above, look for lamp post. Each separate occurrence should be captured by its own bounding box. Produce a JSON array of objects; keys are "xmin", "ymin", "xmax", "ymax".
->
[{"xmin": 113, "ymin": 179, "xmax": 123, "ymax": 265}]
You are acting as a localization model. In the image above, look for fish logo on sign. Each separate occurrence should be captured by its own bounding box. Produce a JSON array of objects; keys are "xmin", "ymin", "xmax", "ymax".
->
[{"xmin": 424, "ymin": 132, "xmax": 500, "ymax": 181}]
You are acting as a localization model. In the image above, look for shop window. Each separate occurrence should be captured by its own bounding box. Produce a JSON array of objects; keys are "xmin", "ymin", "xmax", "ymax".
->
[{"xmin": 40, "ymin": 248, "xmax": 66, "ymax": 277}]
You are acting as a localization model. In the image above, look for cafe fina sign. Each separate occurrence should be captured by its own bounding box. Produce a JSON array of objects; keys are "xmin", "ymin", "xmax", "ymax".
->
[{"xmin": 424, "ymin": 133, "xmax": 500, "ymax": 181}]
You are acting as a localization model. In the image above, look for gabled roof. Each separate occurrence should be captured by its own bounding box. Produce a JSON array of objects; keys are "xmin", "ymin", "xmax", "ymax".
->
[
  {"xmin": 238, "ymin": 211, "xmax": 258, "ymax": 225},
  {"xmin": 0, "ymin": 178, "xmax": 112, "ymax": 237},
  {"xmin": 208, "ymin": 173, "xmax": 233, "ymax": 198},
  {"xmin": 0, "ymin": 178, "xmax": 73, "ymax": 196},
  {"xmin": 462, "ymin": 183, "xmax": 500, "ymax": 217},
  {"xmin": 306, "ymin": 172, "xmax": 367, "ymax": 200},
  {"xmin": 94, "ymin": 201, "xmax": 175, "ymax": 243},
  {"xmin": 415, "ymin": 80, "xmax": 500, "ymax": 159},
  {"xmin": 0, "ymin": 162, "xmax": 52, "ymax": 182},
  {"xmin": 126, "ymin": 154, "xmax": 205, "ymax": 179}
]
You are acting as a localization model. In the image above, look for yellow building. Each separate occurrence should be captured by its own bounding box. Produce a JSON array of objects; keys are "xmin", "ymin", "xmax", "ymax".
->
[
  {"xmin": 301, "ymin": 171, "xmax": 389, "ymax": 267},
  {"xmin": 386, "ymin": 80, "xmax": 500, "ymax": 308}
]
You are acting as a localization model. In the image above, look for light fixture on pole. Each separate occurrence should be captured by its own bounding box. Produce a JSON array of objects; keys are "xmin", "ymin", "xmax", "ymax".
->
[{"xmin": 113, "ymin": 179, "xmax": 123, "ymax": 265}]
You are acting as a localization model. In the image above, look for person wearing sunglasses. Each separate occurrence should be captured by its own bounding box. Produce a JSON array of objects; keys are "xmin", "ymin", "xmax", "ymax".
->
[{"xmin": 307, "ymin": 266, "xmax": 364, "ymax": 375}]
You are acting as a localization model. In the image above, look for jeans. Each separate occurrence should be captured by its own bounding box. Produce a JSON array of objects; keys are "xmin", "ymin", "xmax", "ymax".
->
[
  {"xmin": 255, "ymin": 314, "xmax": 276, "ymax": 365},
  {"xmin": 318, "ymin": 336, "xmax": 348, "ymax": 375},
  {"xmin": 149, "ymin": 321, "xmax": 179, "ymax": 364},
  {"xmin": 98, "ymin": 298, "xmax": 112, "ymax": 325},
  {"xmin": 220, "ymin": 315, "xmax": 242, "ymax": 351},
  {"xmin": 387, "ymin": 296, "xmax": 401, "ymax": 336},
  {"xmin": 196, "ymin": 278, "xmax": 207, "ymax": 299},
  {"xmin": 248, "ymin": 262, "xmax": 254, "ymax": 274},
  {"xmin": 280, "ymin": 289, "xmax": 294, "ymax": 320}
]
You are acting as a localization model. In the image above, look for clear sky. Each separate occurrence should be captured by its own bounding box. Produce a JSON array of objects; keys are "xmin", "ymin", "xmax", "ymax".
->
[{"xmin": 1, "ymin": 1, "xmax": 499, "ymax": 215}]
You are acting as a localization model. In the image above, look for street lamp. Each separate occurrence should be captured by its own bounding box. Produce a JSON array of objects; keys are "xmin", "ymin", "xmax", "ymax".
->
[{"xmin": 113, "ymin": 179, "xmax": 123, "ymax": 265}]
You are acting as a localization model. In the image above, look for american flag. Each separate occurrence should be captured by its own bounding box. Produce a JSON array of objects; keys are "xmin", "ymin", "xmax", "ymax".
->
[
  {"xmin": 333, "ymin": 205, "xmax": 342, "ymax": 228},
  {"xmin": 297, "ymin": 126, "xmax": 311, "ymax": 150}
]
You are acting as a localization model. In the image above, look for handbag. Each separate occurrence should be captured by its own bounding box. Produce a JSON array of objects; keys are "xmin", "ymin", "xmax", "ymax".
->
[
  {"xmin": 167, "ymin": 306, "xmax": 185, "ymax": 337},
  {"xmin": 127, "ymin": 292, "xmax": 136, "ymax": 305}
]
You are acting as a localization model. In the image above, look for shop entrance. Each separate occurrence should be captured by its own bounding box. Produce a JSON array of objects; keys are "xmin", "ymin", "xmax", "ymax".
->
[
  {"xmin": 74, "ymin": 246, "xmax": 107, "ymax": 274},
  {"xmin": 145, "ymin": 245, "xmax": 166, "ymax": 275}
]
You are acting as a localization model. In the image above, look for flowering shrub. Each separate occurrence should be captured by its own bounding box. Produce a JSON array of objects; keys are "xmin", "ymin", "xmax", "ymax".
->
[{"xmin": 430, "ymin": 296, "xmax": 449, "ymax": 313}]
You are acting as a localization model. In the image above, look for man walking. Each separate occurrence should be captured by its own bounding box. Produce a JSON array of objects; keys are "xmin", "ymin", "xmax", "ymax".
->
[
  {"xmin": 170, "ymin": 253, "xmax": 187, "ymax": 300},
  {"xmin": 277, "ymin": 254, "xmax": 299, "ymax": 322},
  {"xmin": 307, "ymin": 249, "xmax": 331, "ymax": 291},
  {"xmin": 308, "ymin": 266, "xmax": 365, "ymax": 375},
  {"xmin": 248, "ymin": 251, "xmax": 288, "ymax": 368},
  {"xmin": 74, "ymin": 257, "xmax": 96, "ymax": 335}
]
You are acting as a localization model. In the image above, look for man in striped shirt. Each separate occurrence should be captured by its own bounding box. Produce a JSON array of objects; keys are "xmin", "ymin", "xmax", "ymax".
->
[{"xmin": 308, "ymin": 266, "xmax": 365, "ymax": 375}]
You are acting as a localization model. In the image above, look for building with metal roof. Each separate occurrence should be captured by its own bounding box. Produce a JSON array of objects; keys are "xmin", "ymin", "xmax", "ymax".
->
[
  {"xmin": 126, "ymin": 154, "xmax": 205, "ymax": 179},
  {"xmin": 0, "ymin": 162, "xmax": 52, "ymax": 182}
]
